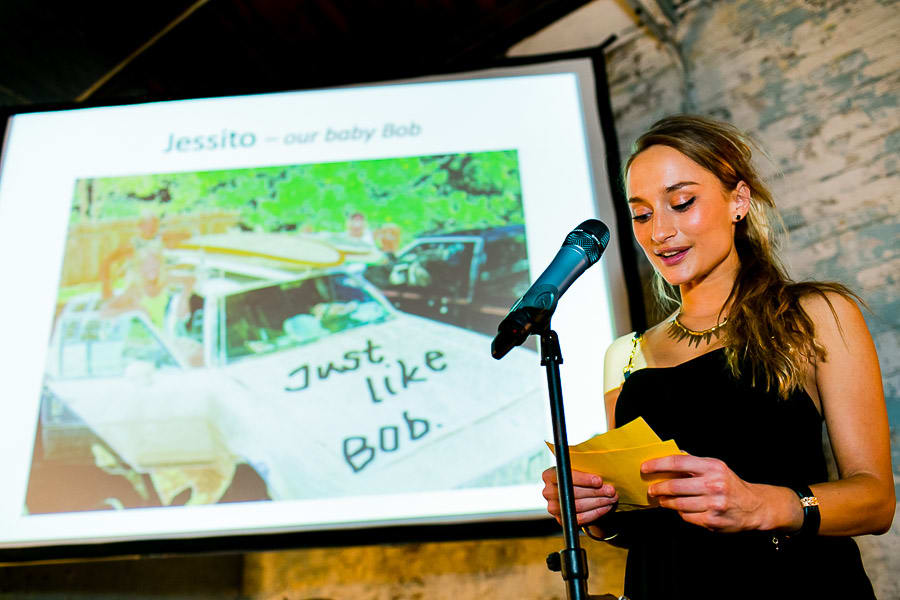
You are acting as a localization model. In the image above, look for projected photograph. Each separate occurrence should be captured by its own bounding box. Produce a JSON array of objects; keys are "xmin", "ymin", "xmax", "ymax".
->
[{"xmin": 25, "ymin": 150, "xmax": 548, "ymax": 515}]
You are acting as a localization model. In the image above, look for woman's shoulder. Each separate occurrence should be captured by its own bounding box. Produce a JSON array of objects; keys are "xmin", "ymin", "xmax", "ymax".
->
[
  {"xmin": 797, "ymin": 283, "xmax": 863, "ymax": 329},
  {"xmin": 603, "ymin": 331, "xmax": 642, "ymax": 394},
  {"xmin": 795, "ymin": 286, "xmax": 866, "ymax": 340},
  {"xmin": 796, "ymin": 286, "xmax": 860, "ymax": 312},
  {"xmin": 606, "ymin": 330, "xmax": 640, "ymax": 354}
]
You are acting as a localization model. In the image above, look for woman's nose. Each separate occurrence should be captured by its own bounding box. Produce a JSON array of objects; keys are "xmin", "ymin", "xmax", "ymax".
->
[{"xmin": 650, "ymin": 213, "xmax": 676, "ymax": 243}]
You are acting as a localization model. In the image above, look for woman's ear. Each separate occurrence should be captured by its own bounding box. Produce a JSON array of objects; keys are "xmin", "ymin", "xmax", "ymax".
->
[{"xmin": 732, "ymin": 181, "xmax": 752, "ymax": 221}]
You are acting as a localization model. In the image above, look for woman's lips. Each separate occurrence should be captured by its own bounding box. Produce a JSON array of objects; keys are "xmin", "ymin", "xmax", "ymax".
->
[{"xmin": 657, "ymin": 248, "xmax": 689, "ymax": 266}]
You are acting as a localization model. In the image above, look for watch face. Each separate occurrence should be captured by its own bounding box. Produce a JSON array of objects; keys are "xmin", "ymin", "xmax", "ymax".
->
[{"xmin": 800, "ymin": 496, "xmax": 819, "ymax": 507}]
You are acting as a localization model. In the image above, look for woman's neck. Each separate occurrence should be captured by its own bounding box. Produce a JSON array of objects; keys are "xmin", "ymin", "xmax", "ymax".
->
[{"xmin": 677, "ymin": 254, "xmax": 740, "ymax": 323}]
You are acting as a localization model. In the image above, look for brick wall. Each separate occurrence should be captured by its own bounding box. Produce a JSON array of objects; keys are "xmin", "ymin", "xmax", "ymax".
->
[
  {"xmin": 605, "ymin": 0, "xmax": 899, "ymax": 595},
  {"xmin": 607, "ymin": 1, "xmax": 898, "ymax": 406}
]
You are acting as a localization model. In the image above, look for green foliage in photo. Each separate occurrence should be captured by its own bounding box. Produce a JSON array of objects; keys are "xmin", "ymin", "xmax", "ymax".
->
[{"xmin": 72, "ymin": 151, "xmax": 523, "ymax": 245}]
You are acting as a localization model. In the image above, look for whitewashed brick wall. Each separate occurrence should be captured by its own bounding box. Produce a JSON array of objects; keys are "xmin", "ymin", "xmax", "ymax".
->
[{"xmin": 602, "ymin": 0, "xmax": 899, "ymax": 594}]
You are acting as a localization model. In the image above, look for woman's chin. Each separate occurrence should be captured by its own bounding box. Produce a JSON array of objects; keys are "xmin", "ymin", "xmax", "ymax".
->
[{"xmin": 655, "ymin": 267, "xmax": 691, "ymax": 287}]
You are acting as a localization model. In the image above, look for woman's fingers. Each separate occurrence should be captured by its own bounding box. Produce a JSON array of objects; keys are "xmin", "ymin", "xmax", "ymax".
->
[
  {"xmin": 572, "ymin": 495, "xmax": 618, "ymax": 514},
  {"xmin": 648, "ymin": 475, "xmax": 710, "ymax": 498},
  {"xmin": 542, "ymin": 467, "xmax": 619, "ymax": 523},
  {"xmin": 545, "ymin": 491, "xmax": 619, "ymax": 514},
  {"xmin": 543, "ymin": 482, "xmax": 616, "ymax": 502},
  {"xmin": 641, "ymin": 454, "xmax": 725, "ymax": 476},
  {"xmin": 570, "ymin": 470, "xmax": 605, "ymax": 487},
  {"xmin": 656, "ymin": 495, "xmax": 710, "ymax": 513},
  {"xmin": 546, "ymin": 495, "xmax": 619, "ymax": 523},
  {"xmin": 541, "ymin": 467, "xmax": 557, "ymax": 485},
  {"xmin": 576, "ymin": 502, "xmax": 617, "ymax": 525},
  {"xmin": 542, "ymin": 468, "xmax": 615, "ymax": 500},
  {"xmin": 542, "ymin": 467, "xmax": 606, "ymax": 488}
]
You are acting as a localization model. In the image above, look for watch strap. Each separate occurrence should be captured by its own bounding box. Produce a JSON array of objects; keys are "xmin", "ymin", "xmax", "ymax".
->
[{"xmin": 789, "ymin": 484, "xmax": 820, "ymax": 537}]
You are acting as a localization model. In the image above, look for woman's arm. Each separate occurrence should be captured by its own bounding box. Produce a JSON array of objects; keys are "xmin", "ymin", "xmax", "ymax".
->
[
  {"xmin": 643, "ymin": 292, "xmax": 894, "ymax": 536},
  {"xmin": 542, "ymin": 335, "xmax": 638, "ymax": 541},
  {"xmin": 99, "ymin": 245, "xmax": 135, "ymax": 300},
  {"xmin": 602, "ymin": 331, "xmax": 642, "ymax": 429},
  {"xmin": 575, "ymin": 335, "xmax": 635, "ymax": 540},
  {"xmin": 99, "ymin": 283, "xmax": 141, "ymax": 316},
  {"xmin": 168, "ymin": 273, "xmax": 197, "ymax": 322},
  {"xmin": 794, "ymin": 291, "xmax": 895, "ymax": 535}
]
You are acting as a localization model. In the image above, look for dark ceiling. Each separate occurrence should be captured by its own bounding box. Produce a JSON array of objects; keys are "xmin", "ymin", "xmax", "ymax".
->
[{"xmin": 0, "ymin": 0, "xmax": 598, "ymax": 109}]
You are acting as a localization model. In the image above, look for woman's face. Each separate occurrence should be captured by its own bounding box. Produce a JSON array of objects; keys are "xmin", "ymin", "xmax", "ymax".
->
[{"xmin": 626, "ymin": 144, "xmax": 745, "ymax": 288}]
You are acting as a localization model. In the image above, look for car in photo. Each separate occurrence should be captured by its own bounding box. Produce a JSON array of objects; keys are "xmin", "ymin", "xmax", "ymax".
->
[
  {"xmin": 38, "ymin": 252, "xmax": 546, "ymax": 506},
  {"xmin": 364, "ymin": 225, "xmax": 531, "ymax": 335}
]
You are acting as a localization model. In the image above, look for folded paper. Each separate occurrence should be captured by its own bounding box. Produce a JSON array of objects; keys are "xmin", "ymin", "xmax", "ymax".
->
[{"xmin": 547, "ymin": 417, "xmax": 685, "ymax": 508}]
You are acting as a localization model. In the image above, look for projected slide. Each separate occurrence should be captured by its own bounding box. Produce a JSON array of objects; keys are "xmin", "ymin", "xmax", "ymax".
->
[
  {"xmin": 0, "ymin": 58, "xmax": 626, "ymax": 550},
  {"xmin": 27, "ymin": 151, "xmax": 542, "ymax": 514}
]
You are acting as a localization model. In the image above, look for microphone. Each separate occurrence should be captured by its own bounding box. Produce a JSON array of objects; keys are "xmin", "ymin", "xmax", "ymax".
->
[{"xmin": 491, "ymin": 219, "xmax": 609, "ymax": 359}]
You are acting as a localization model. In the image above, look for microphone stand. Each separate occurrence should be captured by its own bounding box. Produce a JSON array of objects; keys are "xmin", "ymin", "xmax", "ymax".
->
[{"xmin": 539, "ymin": 327, "xmax": 621, "ymax": 600}]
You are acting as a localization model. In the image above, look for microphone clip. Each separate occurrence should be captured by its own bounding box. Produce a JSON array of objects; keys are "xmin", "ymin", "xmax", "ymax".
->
[{"xmin": 490, "ymin": 284, "xmax": 558, "ymax": 359}]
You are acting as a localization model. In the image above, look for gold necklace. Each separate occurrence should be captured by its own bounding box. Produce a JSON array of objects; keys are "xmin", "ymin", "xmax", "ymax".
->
[{"xmin": 666, "ymin": 314, "xmax": 727, "ymax": 347}]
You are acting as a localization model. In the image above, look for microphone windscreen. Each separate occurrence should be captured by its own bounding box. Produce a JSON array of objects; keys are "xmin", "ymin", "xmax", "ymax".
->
[{"xmin": 564, "ymin": 219, "xmax": 609, "ymax": 265}]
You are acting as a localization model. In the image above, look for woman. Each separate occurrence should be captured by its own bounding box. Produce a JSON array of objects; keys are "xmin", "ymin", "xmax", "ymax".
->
[
  {"xmin": 102, "ymin": 245, "xmax": 195, "ymax": 326},
  {"xmin": 541, "ymin": 115, "xmax": 894, "ymax": 599},
  {"xmin": 101, "ymin": 243, "xmax": 201, "ymax": 366}
]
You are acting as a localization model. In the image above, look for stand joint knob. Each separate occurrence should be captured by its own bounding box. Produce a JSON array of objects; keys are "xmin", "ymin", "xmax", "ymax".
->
[{"xmin": 546, "ymin": 551, "xmax": 562, "ymax": 572}]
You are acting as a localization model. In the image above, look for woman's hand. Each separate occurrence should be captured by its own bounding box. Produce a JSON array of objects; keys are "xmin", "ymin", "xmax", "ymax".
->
[
  {"xmin": 642, "ymin": 454, "xmax": 778, "ymax": 533},
  {"xmin": 541, "ymin": 467, "xmax": 618, "ymax": 526}
]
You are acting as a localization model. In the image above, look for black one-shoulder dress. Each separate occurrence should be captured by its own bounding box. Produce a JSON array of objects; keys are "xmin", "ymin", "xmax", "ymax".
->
[{"xmin": 610, "ymin": 347, "xmax": 875, "ymax": 600}]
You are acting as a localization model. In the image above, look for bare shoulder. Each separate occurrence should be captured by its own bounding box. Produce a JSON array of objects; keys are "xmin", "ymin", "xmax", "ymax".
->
[
  {"xmin": 798, "ymin": 289, "xmax": 869, "ymax": 350},
  {"xmin": 798, "ymin": 289, "xmax": 862, "ymax": 319},
  {"xmin": 603, "ymin": 331, "xmax": 638, "ymax": 394},
  {"xmin": 603, "ymin": 331, "xmax": 639, "ymax": 428},
  {"xmin": 606, "ymin": 331, "xmax": 639, "ymax": 357}
]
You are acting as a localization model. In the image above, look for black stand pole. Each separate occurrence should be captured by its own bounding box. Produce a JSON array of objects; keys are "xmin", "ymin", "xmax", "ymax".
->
[{"xmin": 540, "ymin": 329, "xmax": 620, "ymax": 600}]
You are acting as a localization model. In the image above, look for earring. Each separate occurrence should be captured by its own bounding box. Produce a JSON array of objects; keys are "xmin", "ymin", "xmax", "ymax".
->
[{"xmin": 734, "ymin": 214, "xmax": 742, "ymax": 222}]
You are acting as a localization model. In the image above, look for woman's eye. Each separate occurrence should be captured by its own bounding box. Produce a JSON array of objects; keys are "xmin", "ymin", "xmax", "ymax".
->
[
  {"xmin": 673, "ymin": 197, "xmax": 695, "ymax": 211},
  {"xmin": 631, "ymin": 213, "xmax": 651, "ymax": 223}
]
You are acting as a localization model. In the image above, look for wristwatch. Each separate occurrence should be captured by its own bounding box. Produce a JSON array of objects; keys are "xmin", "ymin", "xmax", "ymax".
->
[{"xmin": 789, "ymin": 484, "xmax": 820, "ymax": 537}]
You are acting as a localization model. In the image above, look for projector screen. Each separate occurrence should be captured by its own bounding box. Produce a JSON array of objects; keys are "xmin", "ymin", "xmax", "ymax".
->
[{"xmin": 0, "ymin": 56, "xmax": 631, "ymax": 553}]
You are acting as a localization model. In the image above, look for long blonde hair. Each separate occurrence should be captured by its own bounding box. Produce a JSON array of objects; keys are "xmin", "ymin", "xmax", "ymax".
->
[{"xmin": 625, "ymin": 115, "xmax": 857, "ymax": 397}]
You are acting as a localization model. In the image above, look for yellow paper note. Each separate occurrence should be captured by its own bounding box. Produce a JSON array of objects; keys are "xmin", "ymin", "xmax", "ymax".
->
[
  {"xmin": 566, "ymin": 417, "xmax": 663, "ymax": 452},
  {"xmin": 566, "ymin": 441, "xmax": 684, "ymax": 507},
  {"xmin": 547, "ymin": 418, "xmax": 685, "ymax": 508}
]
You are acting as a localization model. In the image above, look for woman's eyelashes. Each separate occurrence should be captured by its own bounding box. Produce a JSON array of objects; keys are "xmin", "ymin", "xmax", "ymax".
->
[
  {"xmin": 631, "ymin": 196, "xmax": 695, "ymax": 222},
  {"xmin": 673, "ymin": 196, "xmax": 696, "ymax": 211}
]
